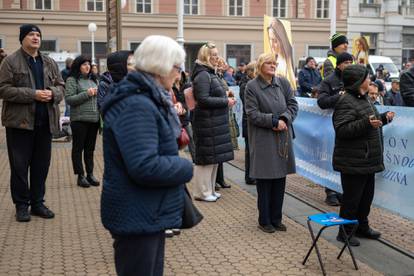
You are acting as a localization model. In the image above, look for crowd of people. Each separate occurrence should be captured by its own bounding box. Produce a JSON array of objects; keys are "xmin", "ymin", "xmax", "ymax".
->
[{"xmin": 0, "ymin": 23, "xmax": 409, "ymax": 276}]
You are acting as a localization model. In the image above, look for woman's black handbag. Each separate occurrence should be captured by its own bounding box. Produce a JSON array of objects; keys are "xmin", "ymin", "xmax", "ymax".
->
[{"xmin": 181, "ymin": 186, "xmax": 203, "ymax": 229}]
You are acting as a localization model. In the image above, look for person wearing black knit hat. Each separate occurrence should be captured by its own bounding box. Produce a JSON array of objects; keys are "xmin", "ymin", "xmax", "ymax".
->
[
  {"xmin": 321, "ymin": 33, "xmax": 349, "ymax": 79},
  {"xmin": 317, "ymin": 52, "xmax": 353, "ymax": 206},
  {"xmin": 97, "ymin": 50, "xmax": 134, "ymax": 112},
  {"xmin": 333, "ymin": 64, "xmax": 395, "ymax": 246},
  {"xmin": 0, "ymin": 24, "xmax": 64, "ymax": 222}
]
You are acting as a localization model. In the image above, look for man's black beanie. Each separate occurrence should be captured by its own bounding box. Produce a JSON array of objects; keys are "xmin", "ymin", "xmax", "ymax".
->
[
  {"xmin": 331, "ymin": 33, "xmax": 348, "ymax": 50},
  {"xmin": 336, "ymin": 52, "xmax": 354, "ymax": 66},
  {"xmin": 342, "ymin": 64, "xmax": 369, "ymax": 91},
  {"xmin": 19, "ymin": 24, "xmax": 42, "ymax": 44}
]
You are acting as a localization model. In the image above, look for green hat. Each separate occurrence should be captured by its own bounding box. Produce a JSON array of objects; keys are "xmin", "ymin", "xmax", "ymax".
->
[{"xmin": 331, "ymin": 33, "xmax": 348, "ymax": 49}]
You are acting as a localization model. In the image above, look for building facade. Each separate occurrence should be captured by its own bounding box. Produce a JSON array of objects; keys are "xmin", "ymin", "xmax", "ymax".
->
[
  {"xmin": 348, "ymin": 0, "xmax": 414, "ymax": 68},
  {"xmin": 0, "ymin": 0, "xmax": 348, "ymax": 72}
]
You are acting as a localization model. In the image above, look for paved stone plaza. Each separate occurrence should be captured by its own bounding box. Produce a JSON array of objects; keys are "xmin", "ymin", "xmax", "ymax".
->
[{"xmin": 0, "ymin": 128, "xmax": 404, "ymax": 275}]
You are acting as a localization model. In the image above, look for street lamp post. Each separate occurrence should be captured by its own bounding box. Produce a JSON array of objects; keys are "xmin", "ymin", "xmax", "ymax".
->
[{"xmin": 88, "ymin": 22, "xmax": 97, "ymax": 64}]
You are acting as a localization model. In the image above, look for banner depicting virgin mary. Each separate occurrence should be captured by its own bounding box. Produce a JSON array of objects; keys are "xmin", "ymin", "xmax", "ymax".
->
[{"xmin": 263, "ymin": 15, "xmax": 296, "ymax": 89}]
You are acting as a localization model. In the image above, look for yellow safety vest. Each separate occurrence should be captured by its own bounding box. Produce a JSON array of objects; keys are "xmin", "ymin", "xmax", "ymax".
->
[{"xmin": 321, "ymin": 55, "xmax": 337, "ymax": 79}]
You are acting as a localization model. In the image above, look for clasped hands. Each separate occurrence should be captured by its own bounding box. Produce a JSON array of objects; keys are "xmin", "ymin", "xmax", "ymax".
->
[
  {"xmin": 273, "ymin": 120, "xmax": 287, "ymax": 132},
  {"xmin": 35, "ymin": 89, "xmax": 53, "ymax": 102}
]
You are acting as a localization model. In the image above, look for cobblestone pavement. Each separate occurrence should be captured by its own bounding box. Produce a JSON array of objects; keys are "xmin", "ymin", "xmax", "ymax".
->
[
  {"xmin": 0, "ymin": 128, "xmax": 381, "ymax": 275},
  {"xmin": 231, "ymin": 149, "xmax": 414, "ymax": 256}
]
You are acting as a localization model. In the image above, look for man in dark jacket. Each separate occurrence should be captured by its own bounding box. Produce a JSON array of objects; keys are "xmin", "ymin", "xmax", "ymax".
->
[
  {"xmin": 0, "ymin": 24, "xmax": 64, "ymax": 222},
  {"xmin": 235, "ymin": 62, "xmax": 247, "ymax": 85},
  {"xmin": 384, "ymin": 79, "xmax": 404, "ymax": 106},
  {"xmin": 321, "ymin": 33, "xmax": 349, "ymax": 79},
  {"xmin": 333, "ymin": 64, "xmax": 394, "ymax": 246},
  {"xmin": 298, "ymin": 56, "xmax": 322, "ymax": 97},
  {"xmin": 399, "ymin": 66, "xmax": 414, "ymax": 106},
  {"xmin": 317, "ymin": 52, "xmax": 353, "ymax": 206}
]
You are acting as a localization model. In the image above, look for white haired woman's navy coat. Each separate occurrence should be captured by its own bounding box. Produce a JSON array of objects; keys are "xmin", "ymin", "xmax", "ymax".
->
[{"xmin": 100, "ymin": 71, "xmax": 193, "ymax": 235}]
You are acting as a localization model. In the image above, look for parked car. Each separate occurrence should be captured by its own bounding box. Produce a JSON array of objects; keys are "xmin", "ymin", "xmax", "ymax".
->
[{"xmin": 368, "ymin": 55, "xmax": 399, "ymax": 90}]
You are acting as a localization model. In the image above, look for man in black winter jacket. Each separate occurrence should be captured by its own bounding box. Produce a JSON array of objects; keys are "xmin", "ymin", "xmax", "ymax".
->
[
  {"xmin": 317, "ymin": 52, "xmax": 353, "ymax": 206},
  {"xmin": 399, "ymin": 64, "xmax": 414, "ymax": 106}
]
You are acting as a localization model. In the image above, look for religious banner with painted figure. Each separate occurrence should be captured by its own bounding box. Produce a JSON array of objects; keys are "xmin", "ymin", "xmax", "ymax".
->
[
  {"xmin": 352, "ymin": 36, "xmax": 370, "ymax": 65},
  {"xmin": 263, "ymin": 15, "xmax": 297, "ymax": 89}
]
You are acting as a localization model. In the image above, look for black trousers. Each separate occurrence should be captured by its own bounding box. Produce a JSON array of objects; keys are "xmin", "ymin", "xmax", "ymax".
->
[
  {"xmin": 216, "ymin": 162, "xmax": 224, "ymax": 185},
  {"xmin": 113, "ymin": 232, "xmax": 165, "ymax": 276},
  {"xmin": 6, "ymin": 126, "xmax": 51, "ymax": 208},
  {"xmin": 256, "ymin": 178, "xmax": 286, "ymax": 226},
  {"xmin": 340, "ymin": 173, "xmax": 375, "ymax": 231},
  {"xmin": 71, "ymin": 121, "xmax": 99, "ymax": 175},
  {"xmin": 244, "ymin": 135, "xmax": 252, "ymax": 181}
]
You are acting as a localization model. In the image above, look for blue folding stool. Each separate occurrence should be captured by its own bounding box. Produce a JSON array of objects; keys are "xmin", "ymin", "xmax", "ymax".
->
[{"xmin": 302, "ymin": 212, "xmax": 359, "ymax": 276}]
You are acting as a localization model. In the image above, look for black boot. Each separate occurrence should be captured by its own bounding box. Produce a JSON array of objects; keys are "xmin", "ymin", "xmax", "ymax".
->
[
  {"xmin": 356, "ymin": 227, "xmax": 381, "ymax": 239},
  {"xmin": 337, "ymin": 227, "xmax": 360, "ymax": 246},
  {"xmin": 87, "ymin": 174, "xmax": 100, "ymax": 186},
  {"xmin": 77, "ymin": 174, "xmax": 90, "ymax": 188},
  {"xmin": 325, "ymin": 188, "xmax": 340, "ymax": 206},
  {"xmin": 15, "ymin": 205, "xmax": 30, "ymax": 222}
]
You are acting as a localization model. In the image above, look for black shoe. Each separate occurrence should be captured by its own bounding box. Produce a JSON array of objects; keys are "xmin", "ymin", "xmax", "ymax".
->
[
  {"xmin": 31, "ymin": 205, "xmax": 55, "ymax": 219},
  {"xmin": 245, "ymin": 178, "xmax": 256, "ymax": 185},
  {"xmin": 217, "ymin": 182, "xmax": 231, "ymax": 188},
  {"xmin": 258, "ymin": 224, "xmax": 276, "ymax": 233},
  {"xmin": 77, "ymin": 175, "xmax": 90, "ymax": 188},
  {"xmin": 15, "ymin": 206, "xmax": 30, "ymax": 222},
  {"xmin": 356, "ymin": 228, "xmax": 381, "ymax": 240},
  {"xmin": 336, "ymin": 233, "xmax": 360, "ymax": 246},
  {"xmin": 325, "ymin": 195, "xmax": 340, "ymax": 206},
  {"xmin": 273, "ymin": 223, "xmax": 287, "ymax": 232},
  {"xmin": 87, "ymin": 174, "xmax": 100, "ymax": 186}
]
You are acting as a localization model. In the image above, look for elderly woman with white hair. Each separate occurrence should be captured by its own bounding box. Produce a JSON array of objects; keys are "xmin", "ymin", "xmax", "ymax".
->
[{"xmin": 100, "ymin": 35, "xmax": 193, "ymax": 276}]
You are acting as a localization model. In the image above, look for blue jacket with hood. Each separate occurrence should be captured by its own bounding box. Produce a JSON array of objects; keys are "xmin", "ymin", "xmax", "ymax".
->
[{"xmin": 100, "ymin": 70, "xmax": 193, "ymax": 236}]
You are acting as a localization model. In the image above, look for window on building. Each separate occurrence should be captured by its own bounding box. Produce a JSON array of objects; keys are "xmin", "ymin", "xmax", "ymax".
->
[
  {"xmin": 361, "ymin": 0, "xmax": 375, "ymax": 4},
  {"xmin": 400, "ymin": 0, "xmax": 414, "ymax": 15},
  {"xmin": 40, "ymin": 40, "xmax": 56, "ymax": 52},
  {"xmin": 229, "ymin": 0, "xmax": 243, "ymax": 16},
  {"xmin": 130, "ymin": 42, "xmax": 141, "ymax": 52},
  {"xmin": 87, "ymin": 0, "xmax": 104, "ymax": 12},
  {"xmin": 35, "ymin": 0, "xmax": 52, "ymax": 10},
  {"xmin": 136, "ymin": 0, "xmax": 152, "ymax": 13},
  {"xmin": 308, "ymin": 46, "xmax": 329, "ymax": 57},
  {"xmin": 184, "ymin": 0, "xmax": 199, "ymax": 15},
  {"xmin": 226, "ymin": 44, "xmax": 251, "ymax": 68},
  {"xmin": 273, "ymin": 0, "xmax": 287, "ymax": 18},
  {"xmin": 402, "ymin": 34, "xmax": 414, "ymax": 65},
  {"xmin": 316, "ymin": 0, "xmax": 329, "ymax": 18},
  {"xmin": 81, "ymin": 41, "xmax": 108, "ymax": 63},
  {"xmin": 361, "ymin": 32, "xmax": 377, "ymax": 55}
]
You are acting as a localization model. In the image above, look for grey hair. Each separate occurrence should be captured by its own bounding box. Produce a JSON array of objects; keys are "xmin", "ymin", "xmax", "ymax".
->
[{"xmin": 134, "ymin": 35, "xmax": 185, "ymax": 77}]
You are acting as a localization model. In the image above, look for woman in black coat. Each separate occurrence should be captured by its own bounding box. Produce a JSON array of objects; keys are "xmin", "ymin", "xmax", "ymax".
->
[
  {"xmin": 333, "ymin": 64, "xmax": 394, "ymax": 246},
  {"xmin": 191, "ymin": 42, "xmax": 235, "ymax": 202}
]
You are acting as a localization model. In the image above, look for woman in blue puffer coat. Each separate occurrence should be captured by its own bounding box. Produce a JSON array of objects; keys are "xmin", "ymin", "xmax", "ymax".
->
[{"xmin": 100, "ymin": 35, "xmax": 193, "ymax": 276}]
